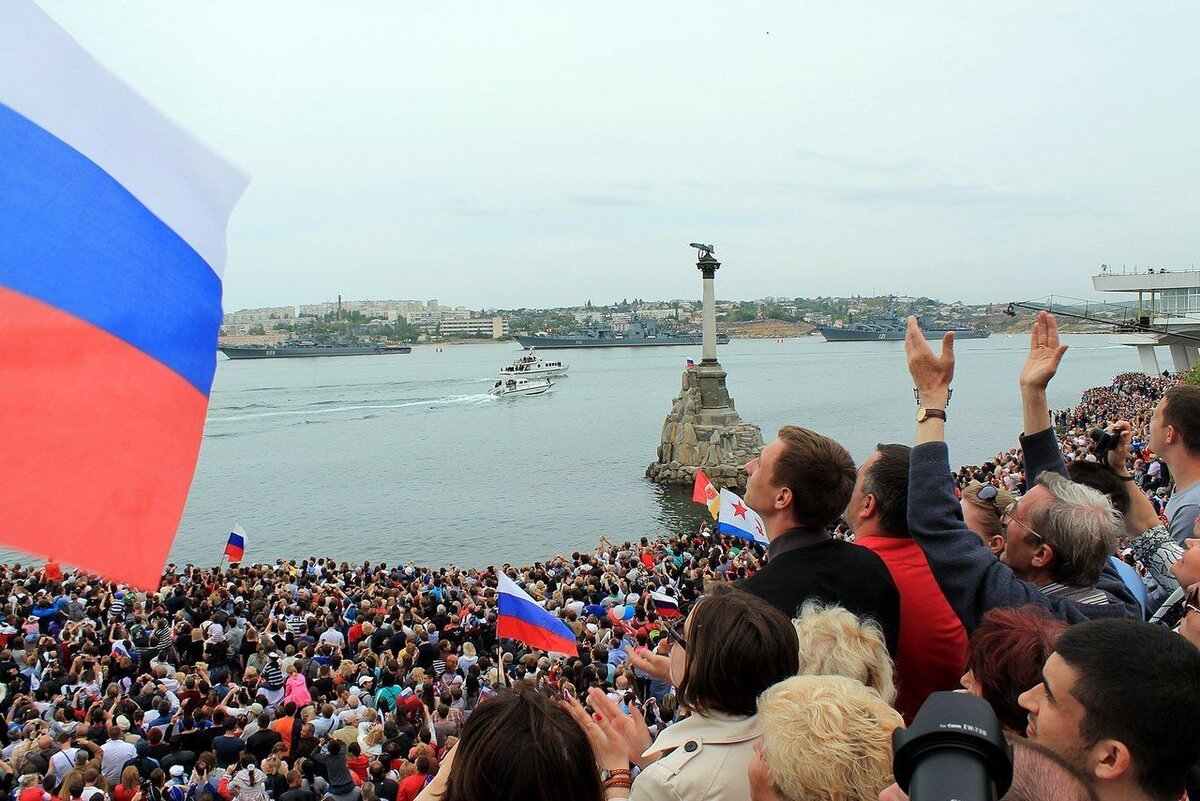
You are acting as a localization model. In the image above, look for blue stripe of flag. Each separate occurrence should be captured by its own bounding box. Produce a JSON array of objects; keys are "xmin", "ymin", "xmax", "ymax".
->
[{"xmin": 0, "ymin": 102, "xmax": 222, "ymax": 397}]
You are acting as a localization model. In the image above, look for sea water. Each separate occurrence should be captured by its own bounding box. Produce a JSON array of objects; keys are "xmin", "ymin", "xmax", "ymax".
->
[{"xmin": 1, "ymin": 335, "xmax": 1140, "ymax": 570}]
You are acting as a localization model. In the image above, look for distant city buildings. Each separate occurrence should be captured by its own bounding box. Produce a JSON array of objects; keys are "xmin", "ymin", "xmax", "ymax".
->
[{"xmin": 220, "ymin": 294, "xmax": 1008, "ymax": 341}]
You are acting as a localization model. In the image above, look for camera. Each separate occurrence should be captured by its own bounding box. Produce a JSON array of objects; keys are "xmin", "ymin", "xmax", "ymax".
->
[
  {"xmin": 892, "ymin": 692, "xmax": 1012, "ymax": 801},
  {"xmin": 1090, "ymin": 427, "xmax": 1121, "ymax": 463}
]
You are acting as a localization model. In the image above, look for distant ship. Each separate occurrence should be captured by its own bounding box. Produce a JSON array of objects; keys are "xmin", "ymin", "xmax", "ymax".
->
[
  {"xmin": 819, "ymin": 298, "xmax": 990, "ymax": 342},
  {"xmin": 514, "ymin": 316, "xmax": 730, "ymax": 349},
  {"xmin": 219, "ymin": 340, "xmax": 413, "ymax": 359}
]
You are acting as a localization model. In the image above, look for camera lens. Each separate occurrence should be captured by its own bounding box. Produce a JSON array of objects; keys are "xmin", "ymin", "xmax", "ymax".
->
[{"xmin": 892, "ymin": 692, "xmax": 1012, "ymax": 801}]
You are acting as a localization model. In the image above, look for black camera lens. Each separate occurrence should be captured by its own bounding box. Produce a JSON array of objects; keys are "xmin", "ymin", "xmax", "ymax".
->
[{"xmin": 892, "ymin": 692, "xmax": 1012, "ymax": 801}]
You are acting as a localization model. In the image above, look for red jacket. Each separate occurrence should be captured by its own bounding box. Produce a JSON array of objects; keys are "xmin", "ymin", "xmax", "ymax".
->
[{"xmin": 856, "ymin": 535, "xmax": 969, "ymax": 724}]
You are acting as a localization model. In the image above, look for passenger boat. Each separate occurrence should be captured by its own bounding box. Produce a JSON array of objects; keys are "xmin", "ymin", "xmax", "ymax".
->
[
  {"xmin": 499, "ymin": 349, "xmax": 569, "ymax": 378},
  {"xmin": 488, "ymin": 377, "xmax": 554, "ymax": 397}
]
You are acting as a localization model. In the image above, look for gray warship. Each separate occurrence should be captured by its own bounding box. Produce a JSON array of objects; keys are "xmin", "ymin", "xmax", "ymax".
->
[
  {"xmin": 219, "ymin": 340, "xmax": 412, "ymax": 359},
  {"xmin": 514, "ymin": 316, "xmax": 729, "ymax": 350}
]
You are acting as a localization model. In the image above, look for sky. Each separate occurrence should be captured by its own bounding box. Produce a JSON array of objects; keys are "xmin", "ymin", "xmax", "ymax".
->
[{"xmin": 39, "ymin": 1, "xmax": 1200, "ymax": 311}]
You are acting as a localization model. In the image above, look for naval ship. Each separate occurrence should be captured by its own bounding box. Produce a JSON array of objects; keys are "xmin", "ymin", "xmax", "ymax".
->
[
  {"xmin": 219, "ymin": 340, "xmax": 413, "ymax": 359},
  {"xmin": 819, "ymin": 298, "xmax": 990, "ymax": 342},
  {"xmin": 514, "ymin": 316, "xmax": 730, "ymax": 350}
]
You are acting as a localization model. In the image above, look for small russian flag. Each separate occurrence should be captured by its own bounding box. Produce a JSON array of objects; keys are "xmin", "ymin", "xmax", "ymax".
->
[
  {"xmin": 686, "ymin": 358, "xmax": 696, "ymax": 368},
  {"xmin": 650, "ymin": 590, "xmax": 682, "ymax": 619},
  {"xmin": 224, "ymin": 525, "xmax": 246, "ymax": 563},
  {"xmin": 497, "ymin": 573, "xmax": 578, "ymax": 655}
]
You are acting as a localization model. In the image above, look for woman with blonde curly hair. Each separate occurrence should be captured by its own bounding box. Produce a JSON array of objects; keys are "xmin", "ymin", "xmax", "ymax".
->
[
  {"xmin": 749, "ymin": 675, "xmax": 902, "ymax": 801},
  {"xmin": 792, "ymin": 601, "xmax": 896, "ymax": 705}
]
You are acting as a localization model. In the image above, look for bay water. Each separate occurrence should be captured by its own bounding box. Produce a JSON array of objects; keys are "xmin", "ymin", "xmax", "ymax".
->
[{"xmin": 156, "ymin": 334, "xmax": 1135, "ymax": 569}]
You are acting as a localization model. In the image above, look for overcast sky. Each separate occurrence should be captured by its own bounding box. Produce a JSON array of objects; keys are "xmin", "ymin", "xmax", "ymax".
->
[{"xmin": 39, "ymin": 1, "xmax": 1199, "ymax": 311}]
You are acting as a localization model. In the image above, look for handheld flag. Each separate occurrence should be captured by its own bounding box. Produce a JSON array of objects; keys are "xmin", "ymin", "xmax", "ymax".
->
[
  {"xmin": 649, "ymin": 590, "xmax": 682, "ymax": 619},
  {"xmin": 497, "ymin": 573, "xmax": 578, "ymax": 655},
  {"xmin": 718, "ymin": 488, "xmax": 769, "ymax": 546},
  {"xmin": 686, "ymin": 358, "xmax": 696, "ymax": 368},
  {"xmin": 692, "ymin": 468, "xmax": 720, "ymax": 520},
  {"xmin": 0, "ymin": 2, "xmax": 249, "ymax": 590},
  {"xmin": 224, "ymin": 525, "xmax": 247, "ymax": 563}
]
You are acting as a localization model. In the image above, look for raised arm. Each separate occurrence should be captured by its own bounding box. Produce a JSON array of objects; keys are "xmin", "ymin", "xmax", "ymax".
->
[{"xmin": 904, "ymin": 317, "xmax": 1097, "ymax": 632}]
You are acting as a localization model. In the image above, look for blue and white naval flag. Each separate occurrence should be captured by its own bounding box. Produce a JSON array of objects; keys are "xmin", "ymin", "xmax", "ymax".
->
[{"xmin": 717, "ymin": 487, "xmax": 768, "ymax": 546}]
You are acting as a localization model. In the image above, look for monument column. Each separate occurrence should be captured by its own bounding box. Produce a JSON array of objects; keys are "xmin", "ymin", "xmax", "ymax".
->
[
  {"xmin": 645, "ymin": 244, "xmax": 763, "ymax": 492},
  {"xmin": 699, "ymin": 248, "xmax": 719, "ymax": 364}
]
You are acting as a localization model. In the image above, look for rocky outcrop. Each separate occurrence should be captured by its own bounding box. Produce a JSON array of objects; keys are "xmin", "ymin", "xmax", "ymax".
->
[{"xmin": 646, "ymin": 368, "xmax": 763, "ymax": 491}]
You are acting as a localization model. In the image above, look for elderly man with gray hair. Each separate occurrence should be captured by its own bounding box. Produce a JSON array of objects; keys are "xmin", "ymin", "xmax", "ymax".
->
[{"xmin": 902, "ymin": 312, "xmax": 1140, "ymax": 633}]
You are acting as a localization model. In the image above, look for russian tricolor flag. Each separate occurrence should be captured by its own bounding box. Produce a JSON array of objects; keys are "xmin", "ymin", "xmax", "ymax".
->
[
  {"xmin": 497, "ymin": 573, "xmax": 578, "ymax": 655},
  {"xmin": 224, "ymin": 525, "xmax": 247, "ymax": 563},
  {"xmin": 0, "ymin": 2, "xmax": 249, "ymax": 590},
  {"xmin": 649, "ymin": 590, "xmax": 683, "ymax": 619}
]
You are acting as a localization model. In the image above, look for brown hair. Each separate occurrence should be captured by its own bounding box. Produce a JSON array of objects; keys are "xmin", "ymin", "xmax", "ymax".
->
[
  {"xmin": 442, "ymin": 683, "xmax": 602, "ymax": 801},
  {"xmin": 678, "ymin": 586, "xmax": 800, "ymax": 716},
  {"xmin": 1163, "ymin": 386, "xmax": 1200, "ymax": 454},
  {"xmin": 774, "ymin": 426, "xmax": 856, "ymax": 528}
]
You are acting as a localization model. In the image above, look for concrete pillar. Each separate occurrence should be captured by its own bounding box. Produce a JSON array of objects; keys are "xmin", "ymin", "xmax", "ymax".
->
[
  {"xmin": 1169, "ymin": 343, "xmax": 1191, "ymax": 373},
  {"xmin": 694, "ymin": 245, "xmax": 721, "ymax": 365},
  {"xmin": 1137, "ymin": 344, "xmax": 1161, "ymax": 375},
  {"xmin": 702, "ymin": 275, "xmax": 717, "ymax": 363},
  {"xmin": 1189, "ymin": 346, "xmax": 1200, "ymax": 370}
]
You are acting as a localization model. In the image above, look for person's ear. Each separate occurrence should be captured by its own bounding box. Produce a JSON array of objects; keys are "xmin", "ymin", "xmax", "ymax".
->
[
  {"xmin": 776, "ymin": 486, "xmax": 792, "ymax": 512},
  {"xmin": 1031, "ymin": 543, "xmax": 1054, "ymax": 569},
  {"xmin": 1090, "ymin": 738, "xmax": 1134, "ymax": 783},
  {"xmin": 860, "ymin": 493, "xmax": 878, "ymax": 521}
]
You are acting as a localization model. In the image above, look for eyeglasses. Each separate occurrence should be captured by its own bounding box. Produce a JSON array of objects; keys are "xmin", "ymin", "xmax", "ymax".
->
[
  {"xmin": 662, "ymin": 619, "xmax": 687, "ymax": 650},
  {"xmin": 998, "ymin": 501, "xmax": 1046, "ymax": 545}
]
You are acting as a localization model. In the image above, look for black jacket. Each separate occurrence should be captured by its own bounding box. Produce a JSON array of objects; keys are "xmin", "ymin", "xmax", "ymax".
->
[{"xmin": 738, "ymin": 531, "xmax": 900, "ymax": 654}]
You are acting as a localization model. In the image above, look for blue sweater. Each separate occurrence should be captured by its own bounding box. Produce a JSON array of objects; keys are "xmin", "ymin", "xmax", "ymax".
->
[{"xmin": 908, "ymin": 437, "xmax": 1140, "ymax": 633}]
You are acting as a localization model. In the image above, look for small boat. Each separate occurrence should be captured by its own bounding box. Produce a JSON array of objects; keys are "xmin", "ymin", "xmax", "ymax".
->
[
  {"xmin": 489, "ymin": 377, "xmax": 554, "ymax": 397},
  {"xmin": 499, "ymin": 348, "xmax": 569, "ymax": 378}
]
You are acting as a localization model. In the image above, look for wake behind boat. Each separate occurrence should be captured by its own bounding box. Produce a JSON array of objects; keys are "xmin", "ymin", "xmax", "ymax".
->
[
  {"xmin": 500, "ymin": 348, "xmax": 569, "ymax": 378},
  {"xmin": 489, "ymin": 377, "xmax": 554, "ymax": 397}
]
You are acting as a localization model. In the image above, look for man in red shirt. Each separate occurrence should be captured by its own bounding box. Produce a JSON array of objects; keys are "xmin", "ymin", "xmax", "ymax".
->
[
  {"xmin": 397, "ymin": 756, "xmax": 432, "ymax": 801},
  {"xmin": 843, "ymin": 443, "xmax": 968, "ymax": 723}
]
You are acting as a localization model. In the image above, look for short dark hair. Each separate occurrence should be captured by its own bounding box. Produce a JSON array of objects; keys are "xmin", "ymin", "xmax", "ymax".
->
[
  {"xmin": 1054, "ymin": 619, "xmax": 1200, "ymax": 799},
  {"xmin": 861, "ymin": 443, "xmax": 911, "ymax": 535},
  {"xmin": 678, "ymin": 586, "xmax": 799, "ymax": 716},
  {"xmin": 966, "ymin": 607, "xmax": 1066, "ymax": 732},
  {"xmin": 1066, "ymin": 461, "xmax": 1130, "ymax": 518},
  {"xmin": 1162, "ymin": 386, "xmax": 1200, "ymax": 453},
  {"xmin": 442, "ymin": 683, "xmax": 601, "ymax": 801},
  {"xmin": 773, "ymin": 427, "xmax": 857, "ymax": 529}
]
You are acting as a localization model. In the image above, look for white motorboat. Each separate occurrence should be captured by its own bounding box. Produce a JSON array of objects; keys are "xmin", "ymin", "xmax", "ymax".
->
[
  {"xmin": 488, "ymin": 377, "xmax": 554, "ymax": 397},
  {"xmin": 499, "ymin": 348, "xmax": 569, "ymax": 378}
]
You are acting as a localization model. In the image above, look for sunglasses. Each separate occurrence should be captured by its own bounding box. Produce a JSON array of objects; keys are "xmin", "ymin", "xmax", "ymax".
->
[
  {"xmin": 662, "ymin": 619, "xmax": 687, "ymax": 650},
  {"xmin": 1186, "ymin": 586, "xmax": 1200, "ymax": 617}
]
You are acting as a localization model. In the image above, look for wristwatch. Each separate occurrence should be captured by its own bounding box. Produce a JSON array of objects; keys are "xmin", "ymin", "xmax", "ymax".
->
[{"xmin": 916, "ymin": 407, "xmax": 947, "ymax": 423}]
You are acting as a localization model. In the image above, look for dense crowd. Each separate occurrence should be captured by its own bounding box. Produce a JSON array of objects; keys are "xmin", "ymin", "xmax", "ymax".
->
[{"xmin": 3, "ymin": 312, "xmax": 1200, "ymax": 801}]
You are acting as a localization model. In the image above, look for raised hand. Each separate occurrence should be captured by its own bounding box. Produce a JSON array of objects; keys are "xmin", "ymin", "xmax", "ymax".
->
[
  {"xmin": 624, "ymin": 645, "xmax": 671, "ymax": 683},
  {"xmin": 904, "ymin": 316, "xmax": 954, "ymax": 406},
  {"xmin": 1020, "ymin": 310, "xmax": 1068, "ymax": 391},
  {"xmin": 560, "ymin": 691, "xmax": 634, "ymax": 772}
]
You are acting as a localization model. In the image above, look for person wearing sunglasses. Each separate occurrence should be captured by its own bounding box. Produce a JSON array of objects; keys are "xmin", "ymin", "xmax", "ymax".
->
[
  {"xmin": 960, "ymin": 481, "xmax": 1014, "ymax": 556},
  {"xmin": 903, "ymin": 313, "xmax": 1140, "ymax": 635}
]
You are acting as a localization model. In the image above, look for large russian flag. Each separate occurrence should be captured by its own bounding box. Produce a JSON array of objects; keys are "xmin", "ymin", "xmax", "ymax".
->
[
  {"xmin": 0, "ymin": 2, "xmax": 249, "ymax": 590},
  {"xmin": 497, "ymin": 573, "xmax": 578, "ymax": 655}
]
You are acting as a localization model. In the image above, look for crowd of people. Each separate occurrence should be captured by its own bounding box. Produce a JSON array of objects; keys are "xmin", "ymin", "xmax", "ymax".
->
[{"xmin": 3, "ymin": 312, "xmax": 1200, "ymax": 801}]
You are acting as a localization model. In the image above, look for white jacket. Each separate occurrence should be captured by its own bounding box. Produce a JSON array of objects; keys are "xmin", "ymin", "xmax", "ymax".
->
[{"xmin": 631, "ymin": 712, "xmax": 760, "ymax": 801}]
